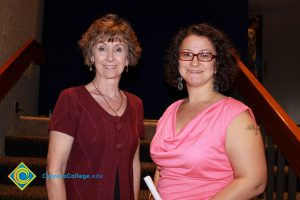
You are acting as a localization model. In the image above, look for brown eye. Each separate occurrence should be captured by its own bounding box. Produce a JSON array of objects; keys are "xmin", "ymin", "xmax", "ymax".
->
[
  {"xmin": 115, "ymin": 47, "xmax": 123, "ymax": 52},
  {"xmin": 200, "ymin": 53, "xmax": 209, "ymax": 58},
  {"xmin": 179, "ymin": 52, "xmax": 193, "ymax": 58},
  {"xmin": 197, "ymin": 52, "xmax": 213, "ymax": 61},
  {"xmin": 98, "ymin": 46, "xmax": 105, "ymax": 51}
]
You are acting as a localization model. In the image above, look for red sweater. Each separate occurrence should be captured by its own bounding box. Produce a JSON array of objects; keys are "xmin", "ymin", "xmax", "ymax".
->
[{"xmin": 49, "ymin": 86, "xmax": 145, "ymax": 200}]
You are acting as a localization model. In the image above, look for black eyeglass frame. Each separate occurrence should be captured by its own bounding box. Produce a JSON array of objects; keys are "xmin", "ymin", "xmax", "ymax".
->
[{"xmin": 178, "ymin": 52, "xmax": 217, "ymax": 62}]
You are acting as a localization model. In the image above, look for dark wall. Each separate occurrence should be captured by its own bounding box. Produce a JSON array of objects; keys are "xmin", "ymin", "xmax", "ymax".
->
[{"xmin": 39, "ymin": 0, "xmax": 248, "ymax": 119}]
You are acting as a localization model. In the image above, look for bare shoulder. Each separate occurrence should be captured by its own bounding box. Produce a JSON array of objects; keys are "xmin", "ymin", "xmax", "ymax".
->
[
  {"xmin": 227, "ymin": 110, "xmax": 259, "ymax": 136},
  {"xmin": 225, "ymin": 110, "xmax": 263, "ymax": 156}
]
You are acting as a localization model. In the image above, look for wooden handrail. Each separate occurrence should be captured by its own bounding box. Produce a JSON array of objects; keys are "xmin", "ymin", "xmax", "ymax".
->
[
  {"xmin": 0, "ymin": 39, "xmax": 45, "ymax": 101},
  {"xmin": 235, "ymin": 60, "xmax": 300, "ymax": 178}
]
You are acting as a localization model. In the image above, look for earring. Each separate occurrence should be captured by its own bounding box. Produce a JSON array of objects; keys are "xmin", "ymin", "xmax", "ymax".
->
[
  {"xmin": 177, "ymin": 76, "xmax": 183, "ymax": 91},
  {"xmin": 90, "ymin": 58, "xmax": 95, "ymax": 71},
  {"xmin": 126, "ymin": 65, "xmax": 128, "ymax": 73},
  {"xmin": 213, "ymin": 83, "xmax": 219, "ymax": 92}
]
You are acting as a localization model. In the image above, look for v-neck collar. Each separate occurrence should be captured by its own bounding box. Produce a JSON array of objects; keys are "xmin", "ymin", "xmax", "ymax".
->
[
  {"xmin": 174, "ymin": 97, "xmax": 230, "ymax": 136},
  {"xmin": 81, "ymin": 85, "xmax": 129, "ymax": 122}
]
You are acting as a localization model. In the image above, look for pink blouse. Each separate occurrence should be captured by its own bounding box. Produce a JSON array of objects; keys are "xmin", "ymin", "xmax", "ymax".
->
[{"xmin": 150, "ymin": 97, "xmax": 254, "ymax": 200}]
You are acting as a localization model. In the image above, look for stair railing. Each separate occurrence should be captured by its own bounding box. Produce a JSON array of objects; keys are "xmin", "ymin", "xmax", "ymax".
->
[
  {"xmin": 0, "ymin": 39, "xmax": 45, "ymax": 101},
  {"xmin": 235, "ymin": 59, "xmax": 300, "ymax": 199}
]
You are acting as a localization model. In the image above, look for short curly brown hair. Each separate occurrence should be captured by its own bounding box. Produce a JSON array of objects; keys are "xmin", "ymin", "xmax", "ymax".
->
[
  {"xmin": 78, "ymin": 13, "xmax": 142, "ymax": 67},
  {"xmin": 164, "ymin": 23, "xmax": 239, "ymax": 91}
]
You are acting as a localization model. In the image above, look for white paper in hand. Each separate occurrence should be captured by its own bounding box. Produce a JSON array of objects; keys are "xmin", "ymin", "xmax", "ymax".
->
[{"xmin": 143, "ymin": 176, "xmax": 162, "ymax": 200}]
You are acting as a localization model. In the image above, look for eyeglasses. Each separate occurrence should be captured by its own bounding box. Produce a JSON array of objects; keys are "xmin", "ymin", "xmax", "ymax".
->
[{"xmin": 178, "ymin": 52, "xmax": 217, "ymax": 62}]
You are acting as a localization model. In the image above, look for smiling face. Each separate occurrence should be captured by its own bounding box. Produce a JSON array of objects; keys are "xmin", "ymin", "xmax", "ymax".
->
[
  {"xmin": 178, "ymin": 34, "xmax": 217, "ymax": 89},
  {"xmin": 91, "ymin": 41, "xmax": 129, "ymax": 80}
]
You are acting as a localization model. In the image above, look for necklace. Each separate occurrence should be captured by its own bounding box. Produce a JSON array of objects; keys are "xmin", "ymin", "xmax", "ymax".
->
[{"xmin": 92, "ymin": 81, "xmax": 123, "ymax": 117}]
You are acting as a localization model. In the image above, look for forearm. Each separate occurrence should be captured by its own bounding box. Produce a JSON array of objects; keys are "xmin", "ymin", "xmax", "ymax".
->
[
  {"xmin": 133, "ymin": 162, "xmax": 141, "ymax": 200},
  {"xmin": 46, "ymin": 172, "xmax": 67, "ymax": 200},
  {"xmin": 46, "ymin": 131, "xmax": 73, "ymax": 200},
  {"xmin": 153, "ymin": 169, "xmax": 160, "ymax": 187},
  {"xmin": 210, "ymin": 178, "xmax": 265, "ymax": 200}
]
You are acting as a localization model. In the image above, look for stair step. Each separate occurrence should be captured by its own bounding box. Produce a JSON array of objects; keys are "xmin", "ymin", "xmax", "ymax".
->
[
  {"xmin": 0, "ymin": 185, "xmax": 47, "ymax": 200},
  {"xmin": 15, "ymin": 116, "xmax": 50, "ymax": 136},
  {"xmin": 2, "ymin": 116, "xmax": 157, "ymax": 199},
  {"xmin": 143, "ymin": 119, "xmax": 157, "ymax": 140},
  {"xmin": 0, "ymin": 184, "xmax": 151, "ymax": 200},
  {"xmin": 0, "ymin": 156, "xmax": 155, "ymax": 188},
  {"xmin": 1, "ymin": 185, "xmax": 299, "ymax": 200},
  {"xmin": 140, "ymin": 140, "xmax": 152, "ymax": 162},
  {"xmin": 14, "ymin": 116, "xmax": 157, "ymax": 139},
  {"xmin": 0, "ymin": 156, "xmax": 46, "ymax": 186},
  {"xmin": 5, "ymin": 135, "xmax": 153, "ymax": 162},
  {"xmin": 5, "ymin": 135, "xmax": 48, "ymax": 158}
]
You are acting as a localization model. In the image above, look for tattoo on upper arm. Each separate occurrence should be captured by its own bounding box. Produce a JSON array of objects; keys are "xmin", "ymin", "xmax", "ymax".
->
[{"xmin": 245, "ymin": 124, "xmax": 259, "ymax": 135}]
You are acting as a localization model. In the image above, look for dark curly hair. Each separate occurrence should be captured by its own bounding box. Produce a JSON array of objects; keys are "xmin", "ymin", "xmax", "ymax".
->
[
  {"xmin": 164, "ymin": 23, "xmax": 239, "ymax": 91},
  {"xmin": 78, "ymin": 13, "xmax": 142, "ymax": 67}
]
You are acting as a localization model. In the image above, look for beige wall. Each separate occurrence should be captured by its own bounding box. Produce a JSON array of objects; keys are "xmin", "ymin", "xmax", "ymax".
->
[
  {"xmin": 0, "ymin": 0, "xmax": 44, "ymax": 65},
  {"xmin": 0, "ymin": 0, "xmax": 44, "ymax": 155},
  {"xmin": 249, "ymin": 0, "xmax": 300, "ymax": 124}
]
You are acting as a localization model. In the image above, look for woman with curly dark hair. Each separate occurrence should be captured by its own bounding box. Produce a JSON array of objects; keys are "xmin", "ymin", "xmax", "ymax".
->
[
  {"xmin": 47, "ymin": 14, "xmax": 144, "ymax": 200},
  {"xmin": 150, "ymin": 23, "xmax": 267, "ymax": 199}
]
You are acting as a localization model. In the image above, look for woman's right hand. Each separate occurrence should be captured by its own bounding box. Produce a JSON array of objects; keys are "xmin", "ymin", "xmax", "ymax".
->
[{"xmin": 149, "ymin": 193, "xmax": 154, "ymax": 200}]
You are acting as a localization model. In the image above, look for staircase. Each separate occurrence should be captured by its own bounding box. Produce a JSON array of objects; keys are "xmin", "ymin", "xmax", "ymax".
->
[{"xmin": 0, "ymin": 116, "xmax": 157, "ymax": 200}]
